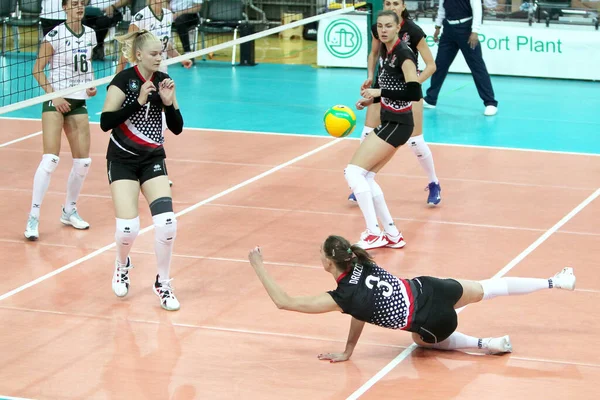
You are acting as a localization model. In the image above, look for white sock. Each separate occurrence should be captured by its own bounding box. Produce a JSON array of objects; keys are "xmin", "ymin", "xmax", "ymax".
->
[
  {"xmin": 30, "ymin": 154, "xmax": 60, "ymax": 218},
  {"xmin": 65, "ymin": 158, "xmax": 91, "ymax": 213},
  {"xmin": 480, "ymin": 277, "xmax": 551, "ymax": 301},
  {"xmin": 408, "ymin": 135, "xmax": 438, "ymax": 184},
  {"xmin": 115, "ymin": 217, "xmax": 140, "ymax": 266},
  {"xmin": 153, "ymin": 212, "xmax": 177, "ymax": 283},
  {"xmin": 345, "ymin": 164, "xmax": 379, "ymax": 233},
  {"xmin": 366, "ymin": 172, "xmax": 399, "ymax": 236},
  {"xmin": 360, "ymin": 126, "xmax": 374, "ymax": 143},
  {"xmin": 428, "ymin": 332, "xmax": 480, "ymax": 350}
]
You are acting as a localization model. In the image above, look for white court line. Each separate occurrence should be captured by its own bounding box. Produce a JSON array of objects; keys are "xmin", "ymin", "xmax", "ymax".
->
[
  {"xmin": 0, "ymin": 131, "xmax": 42, "ymax": 148},
  {"xmin": 346, "ymin": 188, "xmax": 600, "ymax": 400},
  {"xmin": 1, "ymin": 117, "xmax": 600, "ymax": 157},
  {"xmin": 2, "ymin": 147, "xmax": 596, "ymax": 192},
  {"xmin": 0, "ymin": 138, "xmax": 342, "ymax": 302},
  {"xmin": 0, "ymin": 305, "xmax": 406, "ymax": 351},
  {"xmin": 0, "ymin": 396, "xmax": 36, "ymax": 400},
  {"xmin": 131, "ymin": 250, "xmax": 321, "ymax": 270},
  {"xmin": 207, "ymin": 202, "xmax": 600, "ymax": 237}
]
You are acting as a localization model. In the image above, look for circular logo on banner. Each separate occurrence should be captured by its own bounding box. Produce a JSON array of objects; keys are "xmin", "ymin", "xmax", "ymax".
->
[{"xmin": 324, "ymin": 19, "xmax": 362, "ymax": 59}]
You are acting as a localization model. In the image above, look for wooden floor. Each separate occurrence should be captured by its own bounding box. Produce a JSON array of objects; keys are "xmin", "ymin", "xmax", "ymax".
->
[{"xmin": 0, "ymin": 118, "xmax": 599, "ymax": 399}]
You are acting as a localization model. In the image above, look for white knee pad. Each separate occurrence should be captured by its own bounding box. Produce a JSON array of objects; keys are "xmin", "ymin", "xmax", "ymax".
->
[
  {"xmin": 365, "ymin": 171, "xmax": 383, "ymax": 197},
  {"xmin": 73, "ymin": 158, "xmax": 91, "ymax": 177},
  {"xmin": 115, "ymin": 216, "xmax": 140, "ymax": 246},
  {"xmin": 344, "ymin": 164, "xmax": 370, "ymax": 194},
  {"xmin": 153, "ymin": 212, "xmax": 177, "ymax": 243},
  {"xmin": 408, "ymin": 135, "xmax": 432, "ymax": 159},
  {"xmin": 40, "ymin": 154, "xmax": 60, "ymax": 174}
]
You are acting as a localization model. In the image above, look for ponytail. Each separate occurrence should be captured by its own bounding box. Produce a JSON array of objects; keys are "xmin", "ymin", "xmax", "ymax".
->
[
  {"xmin": 401, "ymin": 8, "xmax": 411, "ymax": 20},
  {"xmin": 116, "ymin": 29, "xmax": 160, "ymax": 64},
  {"xmin": 323, "ymin": 235, "xmax": 374, "ymax": 272}
]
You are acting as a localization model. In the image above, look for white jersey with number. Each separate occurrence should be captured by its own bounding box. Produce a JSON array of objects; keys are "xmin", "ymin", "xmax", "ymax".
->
[
  {"xmin": 44, "ymin": 23, "xmax": 97, "ymax": 100},
  {"xmin": 131, "ymin": 7, "xmax": 173, "ymax": 72}
]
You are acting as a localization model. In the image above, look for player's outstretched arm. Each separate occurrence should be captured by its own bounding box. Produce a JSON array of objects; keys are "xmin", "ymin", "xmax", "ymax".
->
[{"xmin": 248, "ymin": 246, "xmax": 341, "ymax": 314}]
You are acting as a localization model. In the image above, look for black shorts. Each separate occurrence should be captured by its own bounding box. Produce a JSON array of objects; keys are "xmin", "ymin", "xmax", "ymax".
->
[
  {"xmin": 373, "ymin": 120, "xmax": 414, "ymax": 148},
  {"xmin": 107, "ymin": 155, "xmax": 168, "ymax": 185},
  {"xmin": 407, "ymin": 277, "xmax": 464, "ymax": 344}
]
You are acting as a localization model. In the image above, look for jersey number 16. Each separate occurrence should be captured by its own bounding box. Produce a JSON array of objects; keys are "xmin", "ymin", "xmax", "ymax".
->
[{"xmin": 73, "ymin": 54, "xmax": 89, "ymax": 73}]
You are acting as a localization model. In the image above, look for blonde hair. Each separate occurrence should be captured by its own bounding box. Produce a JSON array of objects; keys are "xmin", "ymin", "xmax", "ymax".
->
[{"xmin": 116, "ymin": 30, "xmax": 161, "ymax": 64}]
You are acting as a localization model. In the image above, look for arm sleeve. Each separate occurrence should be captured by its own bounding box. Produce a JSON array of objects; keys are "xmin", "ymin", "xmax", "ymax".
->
[
  {"xmin": 100, "ymin": 101, "xmax": 143, "ymax": 132},
  {"xmin": 164, "ymin": 104, "xmax": 183, "ymax": 135}
]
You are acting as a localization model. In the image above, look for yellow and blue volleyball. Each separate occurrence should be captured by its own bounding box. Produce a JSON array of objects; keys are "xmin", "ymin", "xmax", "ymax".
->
[{"xmin": 323, "ymin": 105, "xmax": 357, "ymax": 138}]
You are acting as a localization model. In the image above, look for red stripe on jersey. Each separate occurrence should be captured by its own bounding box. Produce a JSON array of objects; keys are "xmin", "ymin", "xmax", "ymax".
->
[
  {"xmin": 119, "ymin": 122, "xmax": 160, "ymax": 148},
  {"xmin": 387, "ymin": 38, "xmax": 402, "ymax": 54},
  {"xmin": 336, "ymin": 271, "xmax": 349, "ymax": 283},
  {"xmin": 381, "ymin": 101, "xmax": 412, "ymax": 113},
  {"xmin": 134, "ymin": 65, "xmax": 154, "ymax": 83},
  {"xmin": 401, "ymin": 278, "xmax": 415, "ymax": 329}
]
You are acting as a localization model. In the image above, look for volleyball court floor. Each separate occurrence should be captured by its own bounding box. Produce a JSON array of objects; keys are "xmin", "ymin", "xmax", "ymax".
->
[{"xmin": 0, "ymin": 61, "xmax": 599, "ymax": 399}]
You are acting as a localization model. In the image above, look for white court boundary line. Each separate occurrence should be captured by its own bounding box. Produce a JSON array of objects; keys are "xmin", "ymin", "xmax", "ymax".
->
[
  {"xmin": 346, "ymin": 188, "xmax": 600, "ymax": 400},
  {"xmin": 0, "ymin": 131, "xmax": 42, "ymax": 148},
  {"xmin": 0, "ymin": 138, "xmax": 342, "ymax": 301},
  {"xmin": 0, "ymin": 396, "xmax": 36, "ymax": 400},
  {"xmin": 1, "ymin": 117, "xmax": 600, "ymax": 157}
]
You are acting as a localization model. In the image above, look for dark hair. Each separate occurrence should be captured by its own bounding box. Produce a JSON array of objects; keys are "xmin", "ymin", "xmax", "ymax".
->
[
  {"xmin": 377, "ymin": 10, "xmax": 400, "ymax": 25},
  {"xmin": 62, "ymin": 0, "xmax": 67, "ymax": 5},
  {"xmin": 382, "ymin": 1, "xmax": 411, "ymax": 21},
  {"xmin": 401, "ymin": 8, "xmax": 411, "ymax": 20},
  {"xmin": 323, "ymin": 235, "xmax": 374, "ymax": 273}
]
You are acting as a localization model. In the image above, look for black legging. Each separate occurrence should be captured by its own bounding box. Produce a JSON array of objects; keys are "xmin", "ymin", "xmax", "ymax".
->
[
  {"xmin": 82, "ymin": 7, "xmax": 123, "ymax": 47},
  {"xmin": 172, "ymin": 13, "xmax": 200, "ymax": 53}
]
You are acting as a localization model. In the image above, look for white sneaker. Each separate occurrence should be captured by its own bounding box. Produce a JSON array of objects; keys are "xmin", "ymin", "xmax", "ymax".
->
[
  {"xmin": 355, "ymin": 229, "xmax": 388, "ymax": 250},
  {"xmin": 484, "ymin": 105, "xmax": 498, "ymax": 116},
  {"xmin": 24, "ymin": 214, "xmax": 39, "ymax": 241},
  {"xmin": 384, "ymin": 232, "xmax": 407, "ymax": 249},
  {"xmin": 483, "ymin": 335, "xmax": 512, "ymax": 355},
  {"xmin": 423, "ymin": 100, "xmax": 436, "ymax": 109},
  {"xmin": 112, "ymin": 257, "xmax": 133, "ymax": 297},
  {"xmin": 153, "ymin": 275, "xmax": 180, "ymax": 311},
  {"xmin": 60, "ymin": 206, "xmax": 90, "ymax": 230},
  {"xmin": 551, "ymin": 267, "xmax": 576, "ymax": 290}
]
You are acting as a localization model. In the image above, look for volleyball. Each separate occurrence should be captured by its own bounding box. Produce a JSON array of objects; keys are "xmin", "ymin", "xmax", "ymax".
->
[{"xmin": 323, "ymin": 105, "xmax": 357, "ymax": 138}]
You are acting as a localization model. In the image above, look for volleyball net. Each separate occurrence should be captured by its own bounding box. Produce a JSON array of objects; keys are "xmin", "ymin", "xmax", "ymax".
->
[{"xmin": 0, "ymin": 0, "xmax": 366, "ymax": 115}]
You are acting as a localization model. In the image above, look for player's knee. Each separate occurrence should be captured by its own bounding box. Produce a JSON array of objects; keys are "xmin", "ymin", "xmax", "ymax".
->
[
  {"xmin": 40, "ymin": 154, "xmax": 60, "ymax": 174},
  {"xmin": 412, "ymin": 332, "xmax": 431, "ymax": 347},
  {"xmin": 150, "ymin": 197, "xmax": 177, "ymax": 243},
  {"xmin": 407, "ymin": 135, "xmax": 431, "ymax": 159},
  {"xmin": 115, "ymin": 216, "xmax": 140, "ymax": 245},
  {"xmin": 364, "ymin": 171, "xmax": 383, "ymax": 197},
  {"xmin": 73, "ymin": 158, "xmax": 92, "ymax": 177},
  {"xmin": 344, "ymin": 164, "xmax": 369, "ymax": 194}
]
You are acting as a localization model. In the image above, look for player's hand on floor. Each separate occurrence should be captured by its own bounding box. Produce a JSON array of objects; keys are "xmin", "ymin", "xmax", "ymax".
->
[{"xmin": 317, "ymin": 352, "xmax": 351, "ymax": 363}]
